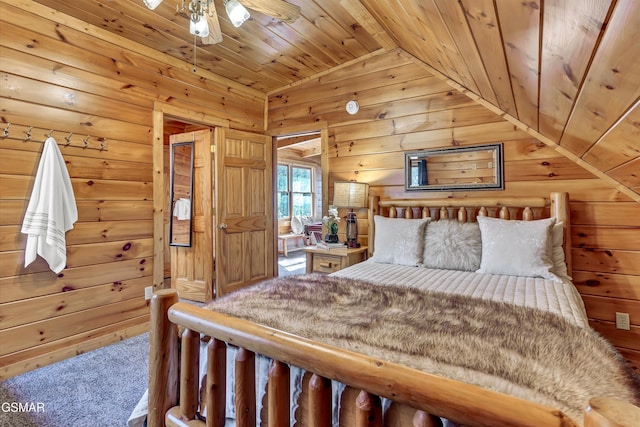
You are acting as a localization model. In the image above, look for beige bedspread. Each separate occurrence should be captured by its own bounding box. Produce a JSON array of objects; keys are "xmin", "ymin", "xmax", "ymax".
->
[
  {"xmin": 206, "ymin": 274, "xmax": 640, "ymax": 426},
  {"xmin": 333, "ymin": 260, "xmax": 589, "ymax": 327}
]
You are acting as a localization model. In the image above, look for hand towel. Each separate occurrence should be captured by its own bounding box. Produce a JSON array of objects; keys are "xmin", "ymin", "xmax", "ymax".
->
[
  {"xmin": 21, "ymin": 137, "xmax": 78, "ymax": 273},
  {"xmin": 173, "ymin": 197, "xmax": 191, "ymax": 220}
]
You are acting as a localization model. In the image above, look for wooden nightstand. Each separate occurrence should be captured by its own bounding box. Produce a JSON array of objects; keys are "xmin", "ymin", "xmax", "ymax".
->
[{"xmin": 302, "ymin": 246, "xmax": 368, "ymax": 274}]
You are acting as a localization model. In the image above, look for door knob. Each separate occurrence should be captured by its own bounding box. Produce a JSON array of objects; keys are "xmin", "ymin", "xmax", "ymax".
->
[{"xmin": 219, "ymin": 223, "xmax": 228, "ymax": 229}]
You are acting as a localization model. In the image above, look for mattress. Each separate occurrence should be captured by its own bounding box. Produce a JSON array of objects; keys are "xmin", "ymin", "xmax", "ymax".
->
[{"xmin": 332, "ymin": 259, "xmax": 589, "ymax": 328}]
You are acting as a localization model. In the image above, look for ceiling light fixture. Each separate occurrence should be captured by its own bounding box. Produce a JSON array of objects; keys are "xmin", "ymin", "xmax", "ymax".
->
[
  {"xmin": 224, "ymin": 0, "xmax": 250, "ymax": 27},
  {"xmin": 143, "ymin": 0, "xmax": 163, "ymax": 10},
  {"xmin": 187, "ymin": 1, "xmax": 211, "ymax": 36},
  {"xmin": 189, "ymin": 14, "xmax": 210, "ymax": 36},
  {"xmin": 146, "ymin": 0, "xmax": 272, "ymax": 46}
]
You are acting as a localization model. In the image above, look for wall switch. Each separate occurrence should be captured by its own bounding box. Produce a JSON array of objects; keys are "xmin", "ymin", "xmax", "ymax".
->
[
  {"xmin": 144, "ymin": 286, "xmax": 153, "ymax": 301},
  {"xmin": 615, "ymin": 312, "xmax": 630, "ymax": 330}
]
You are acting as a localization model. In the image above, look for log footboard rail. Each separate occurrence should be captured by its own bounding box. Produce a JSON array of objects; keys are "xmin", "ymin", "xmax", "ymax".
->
[{"xmin": 147, "ymin": 289, "xmax": 618, "ymax": 427}]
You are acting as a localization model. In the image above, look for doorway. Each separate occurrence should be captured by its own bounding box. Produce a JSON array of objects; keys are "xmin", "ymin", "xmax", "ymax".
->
[
  {"xmin": 162, "ymin": 120, "xmax": 211, "ymax": 291},
  {"xmin": 274, "ymin": 130, "xmax": 324, "ymax": 275},
  {"xmin": 152, "ymin": 103, "xmax": 274, "ymax": 300},
  {"xmin": 167, "ymin": 128, "xmax": 214, "ymax": 302}
]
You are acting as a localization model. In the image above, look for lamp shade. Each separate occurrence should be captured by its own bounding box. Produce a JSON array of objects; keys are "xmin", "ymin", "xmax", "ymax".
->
[
  {"xmin": 189, "ymin": 14, "xmax": 210, "ymax": 36},
  {"xmin": 333, "ymin": 181, "xmax": 369, "ymax": 208},
  {"xmin": 143, "ymin": 0, "xmax": 163, "ymax": 10},
  {"xmin": 225, "ymin": 0, "xmax": 250, "ymax": 27}
]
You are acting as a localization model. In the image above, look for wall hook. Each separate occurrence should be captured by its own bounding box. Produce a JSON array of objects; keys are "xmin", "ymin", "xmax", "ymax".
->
[
  {"xmin": 2, "ymin": 123, "xmax": 10, "ymax": 138},
  {"xmin": 65, "ymin": 132, "xmax": 73, "ymax": 145},
  {"xmin": 25, "ymin": 126, "xmax": 33, "ymax": 141},
  {"xmin": 47, "ymin": 130, "xmax": 54, "ymax": 139},
  {"xmin": 99, "ymin": 139, "xmax": 107, "ymax": 151},
  {"xmin": 83, "ymin": 135, "xmax": 90, "ymax": 148}
]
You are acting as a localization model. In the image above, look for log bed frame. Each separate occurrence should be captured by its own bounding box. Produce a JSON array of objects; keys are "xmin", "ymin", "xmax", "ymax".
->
[{"xmin": 148, "ymin": 192, "xmax": 640, "ymax": 427}]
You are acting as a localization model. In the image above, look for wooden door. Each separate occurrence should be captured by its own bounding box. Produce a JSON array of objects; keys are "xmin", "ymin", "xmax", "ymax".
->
[
  {"xmin": 215, "ymin": 128, "xmax": 274, "ymax": 297},
  {"xmin": 170, "ymin": 129, "xmax": 214, "ymax": 302}
]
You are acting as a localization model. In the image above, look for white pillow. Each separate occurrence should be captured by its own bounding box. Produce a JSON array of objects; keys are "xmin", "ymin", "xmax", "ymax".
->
[
  {"xmin": 551, "ymin": 222, "xmax": 572, "ymax": 283},
  {"xmin": 476, "ymin": 216, "xmax": 560, "ymax": 281},
  {"xmin": 370, "ymin": 216, "xmax": 430, "ymax": 266},
  {"xmin": 421, "ymin": 220, "xmax": 482, "ymax": 271}
]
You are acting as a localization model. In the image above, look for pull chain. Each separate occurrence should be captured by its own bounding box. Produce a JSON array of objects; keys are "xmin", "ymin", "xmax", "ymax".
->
[{"xmin": 192, "ymin": 35, "xmax": 197, "ymax": 72}]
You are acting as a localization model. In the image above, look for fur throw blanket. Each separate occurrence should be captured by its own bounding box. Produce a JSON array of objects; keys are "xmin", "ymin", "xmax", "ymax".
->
[{"xmin": 206, "ymin": 274, "xmax": 640, "ymax": 425}]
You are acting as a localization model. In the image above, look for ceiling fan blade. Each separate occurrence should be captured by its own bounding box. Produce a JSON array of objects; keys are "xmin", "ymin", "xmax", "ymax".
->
[
  {"xmin": 241, "ymin": 0, "xmax": 301, "ymax": 23},
  {"xmin": 201, "ymin": 8, "xmax": 223, "ymax": 44}
]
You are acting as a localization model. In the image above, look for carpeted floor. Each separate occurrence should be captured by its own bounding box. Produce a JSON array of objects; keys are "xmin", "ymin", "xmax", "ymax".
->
[
  {"xmin": 0, "ymin": 333, "xmax": 149, "ymax": 427},
  {"xmin": 0, "ymin": 255, "xmax": 304, "ymax": 427}
]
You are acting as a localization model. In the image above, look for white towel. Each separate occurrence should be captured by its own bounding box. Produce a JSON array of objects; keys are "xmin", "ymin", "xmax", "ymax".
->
[
  {"xmin": 172, "ymin": 197, "xmax": 191, "ymax": 220},
  {"xmin": 21, "ymin": 137, "xmax": 78, "ymax": 273}
]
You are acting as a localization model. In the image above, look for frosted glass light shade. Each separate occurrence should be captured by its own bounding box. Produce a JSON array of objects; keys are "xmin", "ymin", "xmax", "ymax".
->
[
  {"xmin": 190, "ymin": 15, "xmax": 210, "ymax": 37},
  {"xmin": 225, "ymin": 0, "xmax": 250, "ymax": 27},
  {"xmin": 143, "ymin": 0, "xmax": 163, "ymax": 10}
]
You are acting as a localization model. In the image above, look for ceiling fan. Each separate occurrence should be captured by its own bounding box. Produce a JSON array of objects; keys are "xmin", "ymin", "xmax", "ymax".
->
[{"xmin": 143, "ymin": 0, "xmax": 301, "ymax": 45}]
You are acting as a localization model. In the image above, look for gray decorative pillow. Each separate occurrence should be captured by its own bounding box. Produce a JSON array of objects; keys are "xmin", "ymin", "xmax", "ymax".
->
[
  {"xmin": 370, "ymin": 216, "xmax": 430, "ymax": 266},
  {"xmin": 476, "ymin": 216, "xmax": 558, "ymax": 280},
  {"xmin": 421, "ymin": 220, "xmax": 482, "ymax": 271}
]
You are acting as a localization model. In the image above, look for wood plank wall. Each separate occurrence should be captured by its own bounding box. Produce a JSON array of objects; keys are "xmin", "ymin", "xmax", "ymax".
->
[
  {"xmin": 268, "ymin": 50, "xmax": 640, "ymax": 369},
  {"xmin": 0, "ymin": 0, "xmax": 264, "ymax": 379}
]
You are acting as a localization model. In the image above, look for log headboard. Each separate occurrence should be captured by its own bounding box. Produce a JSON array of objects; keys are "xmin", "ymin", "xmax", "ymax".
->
[{"xmin": 367, "ymin": 192, "xmax": 572, "ymax": 277}]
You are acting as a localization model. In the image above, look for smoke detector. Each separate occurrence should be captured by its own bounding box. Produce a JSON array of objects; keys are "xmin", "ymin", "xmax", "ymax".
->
[{"xmin": 346, "ymin": 100, "xmax": 359, "ymax": 115}]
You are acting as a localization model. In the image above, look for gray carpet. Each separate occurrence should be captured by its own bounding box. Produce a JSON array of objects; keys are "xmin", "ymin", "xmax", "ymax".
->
[
  {"xmin": 0, "ymin": 333, "xmax": 149, "ymax": 427},
  {"xmin": 0, "ymin": 256, "xmax": 302, "ymax": 427}
]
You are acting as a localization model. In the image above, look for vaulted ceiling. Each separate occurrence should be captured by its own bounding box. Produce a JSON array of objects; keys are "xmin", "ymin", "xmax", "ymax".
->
[{"xmin": 33, "ymin": 0, "xmax": 640, "ymax": 200}]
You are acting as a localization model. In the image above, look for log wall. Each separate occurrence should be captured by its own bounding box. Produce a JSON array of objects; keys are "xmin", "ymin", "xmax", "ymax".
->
[
  {"xmin": 0, "ymin": 0, "xmax": 264, "ymax": 379},
  {"xmin": 267, "ymin": 50, "xmax": 640, "ymax": 369}
]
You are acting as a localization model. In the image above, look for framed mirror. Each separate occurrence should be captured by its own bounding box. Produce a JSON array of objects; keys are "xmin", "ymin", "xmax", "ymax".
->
[
  {"xmin": 405, "ymin": 143, "xmax": 504, "ymax": 192},
  {"xmin": 169, "ymin": 141, "xmax": 194, "ymax": 247}
]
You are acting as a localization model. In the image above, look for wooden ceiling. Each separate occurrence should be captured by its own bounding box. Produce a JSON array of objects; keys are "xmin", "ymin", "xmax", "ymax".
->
[
  {"xmin": 33, "ymin": 0, "xmax": 640, "ymax": 198},
  {"xmin": 277, "ymin": 132, "xmax": 321, "ymax": 158}
]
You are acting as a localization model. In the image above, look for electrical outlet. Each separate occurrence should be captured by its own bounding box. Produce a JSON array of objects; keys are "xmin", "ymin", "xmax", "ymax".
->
[
  {"xmin": 615, "ymin": 312, "xmax": 630, "ymax": 330},
  {"xmin": 144, "ymin": 286, "xmax": 153, "ymax": 301}
]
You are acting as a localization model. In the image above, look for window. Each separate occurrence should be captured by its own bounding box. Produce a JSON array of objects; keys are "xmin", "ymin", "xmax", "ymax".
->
[{"xmin": 277, "ymin": 164, "xmax": 313, "ymax": 219}]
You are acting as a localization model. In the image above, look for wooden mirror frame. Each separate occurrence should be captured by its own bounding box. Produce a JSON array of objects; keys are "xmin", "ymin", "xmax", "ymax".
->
[
  {"xmin": 169, "ymin": 141, "xmax": 194, "ymax": 247},
  {"xmin": 405, "ymin": 143, "xmax": 504, "ymax": 192}
]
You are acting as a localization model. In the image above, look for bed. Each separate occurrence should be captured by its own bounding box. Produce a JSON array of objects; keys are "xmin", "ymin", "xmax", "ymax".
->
[{"xmin": 142, "ymin": 192, "xmax": 640, "ymax": 427}]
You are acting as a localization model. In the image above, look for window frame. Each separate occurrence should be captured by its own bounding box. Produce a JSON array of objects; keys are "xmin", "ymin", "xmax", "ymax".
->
[{"xmin": 277, "ymin": 163, "xmax": 315, "ymax": 220}]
